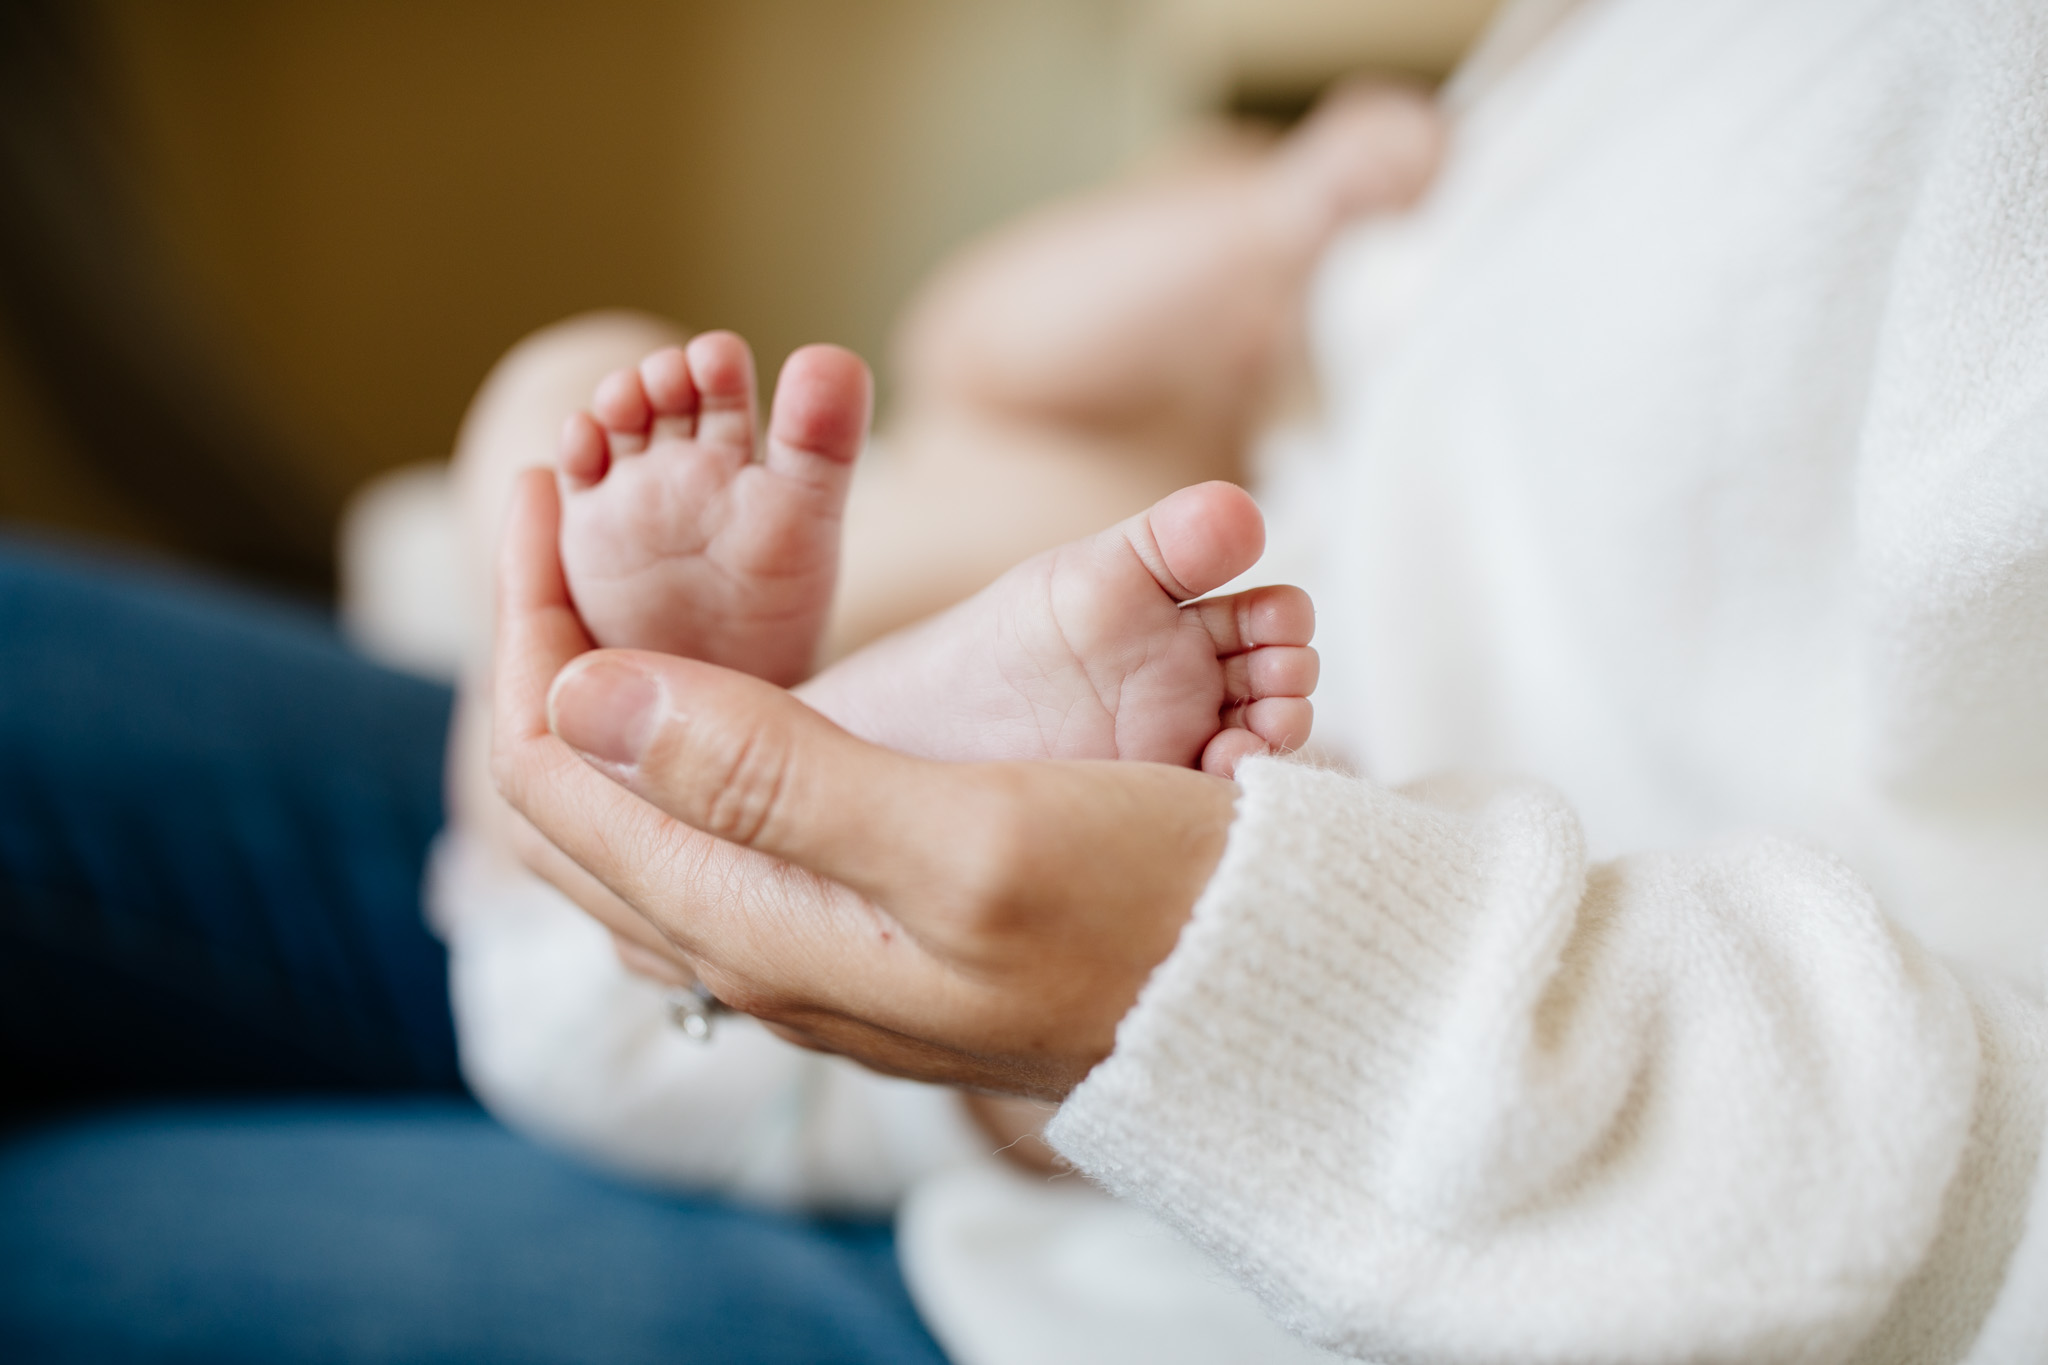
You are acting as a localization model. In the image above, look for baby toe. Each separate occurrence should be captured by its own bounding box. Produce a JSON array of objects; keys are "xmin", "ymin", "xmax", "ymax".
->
[
  {"xmin": 766, "ymin": 344, "xmax": 872, "ymax": 491},
  {"xmin": 1224, "ymin": 645, "xmax": 1320, "ymax": 701},
  {"xmin": 592, "ymin": 366, "xmax": 653, "ymax": 455},
  {"xmin": 1138, "ymin": 482, "xmax": 1266, "ymax": 601},
  {"xmin": 558, "ymin": 411, "xmax": 610, "ymax": 488},
  {"xmin": 639, "ymin": 347, "xmax": 700, "ymax": 442},
  {"xmin": 1192, "ymin": 583, "xmax": 1315, "ymax": 658},
  {"xmin": 1238, "ymin": 584, "xmax": 1315, "ymax": 647},
  {"xmin": 1270, "ymin": 81, "xmax": 1444, "ymax": 239},
  {"xmin": 686, "ymin": 331, "xmax": 759, "ymax": 456},
  {"xmin": 1200, "ymin": 728, "xmax": 1272, "ymax": 779},
  {"xmin": 1232, "ymin": 695, "xmax": 1313, "ymax": 753}
]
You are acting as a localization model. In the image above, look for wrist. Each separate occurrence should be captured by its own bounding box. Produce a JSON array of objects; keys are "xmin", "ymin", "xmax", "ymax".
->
[{"xmin": 960, "ymin": 1092, "xmax": 1064, "ymax": 1173}]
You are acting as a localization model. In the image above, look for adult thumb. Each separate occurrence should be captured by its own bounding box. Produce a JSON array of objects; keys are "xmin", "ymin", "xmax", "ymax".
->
[{"xmin": 546, "ymin": 649, "xmax": 962, "ymax": 906}]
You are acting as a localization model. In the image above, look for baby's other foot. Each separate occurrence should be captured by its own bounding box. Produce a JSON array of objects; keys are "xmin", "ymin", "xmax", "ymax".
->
[
  {"xmin": 556, "ymin": 332, "xmax": 870, "ymax": 684},
  {"xmin": 805, "ymin": 482, "xmax": 1315, "ymax": 777},
  {"xmin": 892, "ymin": 82, "xmax": 1442, "ymax": 474}
]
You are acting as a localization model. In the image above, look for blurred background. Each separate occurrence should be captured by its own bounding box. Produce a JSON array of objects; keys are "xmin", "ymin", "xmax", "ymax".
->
[{"xmin": 0, "ymin": 0, "xmax": 1497, "ymax": 599}]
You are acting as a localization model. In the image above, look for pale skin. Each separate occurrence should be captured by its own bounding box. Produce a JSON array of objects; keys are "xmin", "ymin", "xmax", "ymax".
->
[
  {"xmin": 544, "ymin": 332, "xmax": 1318, "ymax": 1172},
  {"xmin": 492, "ymin": 466, "xmax": 1241, "ymax": 1099},
  {"xmin": 453, "ymin": 82, "xmax": 1442, "ymax": 1144},
  {"xmin": 552, "ymin": 331, "xmax": 1319, "ymax": 776}
]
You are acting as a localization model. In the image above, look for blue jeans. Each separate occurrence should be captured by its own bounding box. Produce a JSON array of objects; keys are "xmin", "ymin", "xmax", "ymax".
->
[{"xmin": 0, "ymin": 539, "xmax": 950, "ymax": 1365}]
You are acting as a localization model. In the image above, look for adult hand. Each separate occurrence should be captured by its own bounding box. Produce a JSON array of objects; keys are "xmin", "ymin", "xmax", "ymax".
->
[{"xmin": 491, "ymin": 469, "xmax": 1239, "ymax": 1097}]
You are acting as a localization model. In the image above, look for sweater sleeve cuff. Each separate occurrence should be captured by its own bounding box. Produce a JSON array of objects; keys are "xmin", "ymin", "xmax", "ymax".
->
[
  {"xmin": 1045, "ymin": 756, "xmax": 1540, "ymax": 1227},
  {"xmin": 1045, "ymin": 758, "xmax": 2000, "ymax": 1364}
]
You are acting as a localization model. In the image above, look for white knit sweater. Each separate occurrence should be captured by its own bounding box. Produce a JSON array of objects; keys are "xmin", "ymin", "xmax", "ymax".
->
[{"xmin": 1047, "ymin": 0, "xmax": 2048, "ymax": 1360}]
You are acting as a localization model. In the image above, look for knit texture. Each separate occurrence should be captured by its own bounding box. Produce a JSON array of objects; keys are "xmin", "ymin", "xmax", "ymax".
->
[
  {"xmin": 1050, "ymin": 763, "xmax": 2047, "ymax": 1362},
  {"xmin": 1049, "ymin": 0, "xmax": 2048, "ymax": 1358}
]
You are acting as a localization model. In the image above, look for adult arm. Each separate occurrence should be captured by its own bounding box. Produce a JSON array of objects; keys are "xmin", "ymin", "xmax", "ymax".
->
[
  {"xmin": 1050, "ymin": 48, "xmax": 2048, "ymax": 1350},
  {"xmin": 1047, "ymin": 761, "xmax": 2048, "ymax": 1364},
  {"xmin": 1040, "ymin": 10, "xmax": 2048, "ymax": 1358}
]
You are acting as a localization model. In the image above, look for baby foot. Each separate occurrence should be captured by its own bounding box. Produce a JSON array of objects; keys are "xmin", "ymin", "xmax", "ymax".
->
[
  {"xmin": 801, "ymin": 482, "xmax": 1314, "ymax": 776},
  {"xmin": 556, "ymin": 332, "xmax": 870, "ymax": 686}
]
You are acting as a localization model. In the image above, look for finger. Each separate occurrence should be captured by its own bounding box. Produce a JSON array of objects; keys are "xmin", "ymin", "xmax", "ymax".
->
[
  {"xmin": 544, "ymin": 646, "xmax": 1234, "ymax": 1085},
  {"xmin": 1191, "ymin": 583, "xmax": 1314, "ymax": 655},
  {"xmin": 611, "ymin": 934, "xmax": 699, "ymax": 989},
  {"xmin": 504, "ymin": 803, "xmax": 679, "ymax": 965},
  {"xmin": 488, "ymin": 474, "xmax": 959, "ymax": 1036},
  {"xmin": 511, "ymin": 728, "xmax": 911, "ymax": 1027},
  {"xmin": 539, "ymin": 633, "xmax": 1245, "ymax": 1096},
  {"xmin": 1221, "ymin": 644, "xmax": 1320, "ymax": 701},
  {"xmin": 493, "ymin": 468, "xmax": 594, "ymax": 746},
  {"xmin": 545, "ymin": 649, "xmax": 964, "ymax": 911},
  {"xmin": 489, "ymin": 469, "xmax": 710, "ymax": 921}
]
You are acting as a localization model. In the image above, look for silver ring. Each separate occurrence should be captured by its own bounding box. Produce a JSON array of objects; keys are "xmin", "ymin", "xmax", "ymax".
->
[{"xmin": 662, "ymin": 982, "xmax": 730, "ymax": 1042}]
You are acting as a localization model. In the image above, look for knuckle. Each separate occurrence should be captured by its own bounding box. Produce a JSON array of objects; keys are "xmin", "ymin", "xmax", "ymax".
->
[{"xmin": 688, "ymin": 715, "xmax": 794, "ymax": 849}]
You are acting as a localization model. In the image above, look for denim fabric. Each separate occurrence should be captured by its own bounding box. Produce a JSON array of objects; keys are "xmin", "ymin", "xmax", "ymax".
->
[
  {"xmin": 0, "ymin": 1101, "xmax": 948, "ymax": 1365},
  {"xmin": 0, "ymin": 539, "xmax": 461, "ymax": 1103},
  {"xmin": 0, "ymin": 540, "xmax": 949, "ymax": 1365}
]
